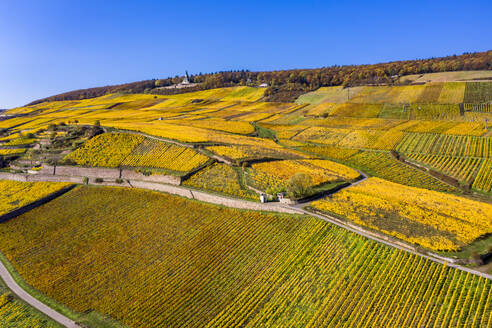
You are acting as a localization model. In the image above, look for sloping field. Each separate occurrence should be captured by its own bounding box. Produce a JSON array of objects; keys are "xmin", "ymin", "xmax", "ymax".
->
[
  {"xmin": 0, "ymin": 186, "xmax": 489, "ymax": 328},
  {"xmin": 312, "ymin": 177, "xmax": 492, "ymax": 251},
  {"xmin": 164, "ymin": 118, "xmax": 255, "ymax": 134},
  {"xmin": 300, "ymin": 146, "xmax": 457, "ymax": 192},
  {"xmin": 416, "ymin": 83, "xmax": 444, "ymax": 103},
  {"xmin": 183, "ymin": 163, "xmax": 256, "ymax": 200},
  {"xmin": 400, "ymin": 70, "xmax": 492, "ymax": 83},
  {"xmin": 396, "ymin": 133, "xmax": 492, "ymax": 158},
  {"xmin": 120, "ymin": 138, "xmax": 210, "ymax": 172},
  {"xmin": 0, "ymin": 288, "xmax": 61, "ymax": 327},
  {"xmin": 464, "ymin": 82, "xmax": 492, "ymax": 103},
  {"xmin": 0, "ymin": 180, "xmax": 72, "ymax": 217},
  {"xmin": 206, "ymin": 144, "xmax": 305, "ymax": 161},
  {"xmin": 65, "ymin": 133, "xmax": 209, "ymax": 173},
  {"xmin": 295, "ymin": 86, "xmax": 365, "ymax": 105},
  {"xmin": 407, "ymin": 153, "xmax": 483, "ymax": 184},
  {"xmin": 438, "ymin": 82, "xmax": 466, "ymax": 103},
  {"xmin": 473, "ymin": 159, "xmax": 492, "ymax": 192},
  {"xmin": 65, "ymin": 133, "xmax": 145, "ymax": 167},
  {"xmin": 297, "ymin": 82, "xmax": 492, "ymax": 106},
  {"xmin": 349, "ymin": 85, "xmax": 427, "ymax": 104},
  {"xmin": 248, "ymin": 159, "xmax": 360, "ymax": 191}
]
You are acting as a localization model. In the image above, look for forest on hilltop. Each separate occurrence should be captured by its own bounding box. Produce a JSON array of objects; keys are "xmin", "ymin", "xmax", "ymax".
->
[{"xmin": 29, "ymin": 50, "xmax": 492, "ymax": 105}]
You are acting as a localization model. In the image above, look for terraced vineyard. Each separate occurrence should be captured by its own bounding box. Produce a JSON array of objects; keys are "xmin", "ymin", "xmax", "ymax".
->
[
  {"xmin": 65, "ymin": 132, "xmax": 209, "ymax": 173},
  {"xmin": 345, "ymin": 151, "xmax": 457, "ymax": 192},
  {"xmin": 183, "ymin": 163, "xmax": 256, "ymax": 200},
  {"xmin": 247, "ymin": 159, "xmax": 360, "ymax": 192},
  {"xmin": 64, "ymin": 132, "xmax": 145, "ymax": 167},
  {"xmin": 121, "ymin": 138, "xmax": 210, "ymax": 172},
  {"xmin": 206, "ymin": 144, "xmax": 305, "ymax": 161},
  {"xmin": 0, "ymin": 291, "xmax": 61, "ymax": 327},
  {"xmin": 396, "ymin": 133, "xmax": 492, "ymax": 158},
  {"xmin": 464, "ymin": 82, "xmax": 492, "ymax": 103},
  {"xmin": 406, "ymin": 154, "xmax": 483, "ymax": 184},
  {"xmin": 0, "ymin": 180, "xmax": 72, "ymax": 216},
  {"xmin": 473, "ymin": 159, "xmax": 492, "ymax": 192},
  {"xmin": 312, "ymin": 177, "xmax": 492, "ymax": 251},
  {"xmin": 1, "ymin": 77, "xmax": 492, "ymax": 328},
  {"xmin": 299, "ymin": 146, "xmax": 457, "ymax": 192},
  {"xmin": 0, "ymin": 186, "xmax": 489, "ymax": 328},
  {"xmin": 0, "ymin": 148, "xmax": 27, "ymax": 155}
]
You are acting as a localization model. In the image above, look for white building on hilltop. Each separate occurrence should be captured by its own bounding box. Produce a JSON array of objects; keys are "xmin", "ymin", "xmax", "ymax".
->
[{"xmin": 180, "ymin": 71, "xmax": 190, "ymax": 85}]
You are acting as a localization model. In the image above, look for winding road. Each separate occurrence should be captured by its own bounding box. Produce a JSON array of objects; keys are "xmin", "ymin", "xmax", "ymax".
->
[
  {"xmin": 0, "ymin": 260, "xmax": 80, "ymax": 327},
  {"xmin": 0, "ymin": 165, "xmax": 490, "ymax": 327}
]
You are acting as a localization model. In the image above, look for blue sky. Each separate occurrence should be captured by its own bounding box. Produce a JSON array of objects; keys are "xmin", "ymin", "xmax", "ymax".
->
[{"xmin": 0, "ymin": 0, "xmax": 490, "ymax": 108}]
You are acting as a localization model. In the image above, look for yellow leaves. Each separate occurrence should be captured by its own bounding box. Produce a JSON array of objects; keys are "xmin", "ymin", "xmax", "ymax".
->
[
  {"xmin": 0, "ymin": 185, "xmax": 488, "ymax": 327},
  {"xmin": 473, "ymin": 159, "xmax": 492, "ymax": 192},
  {"xmin": 312, "ymin": 177, "xmax": 492, "ymax": 251},
  {"xmin": 206, "ymin": 144, "xmax": 305, "ymax": 161},
  {"xmin": 65, "ymin": 133, "xmax": 209, "ymax": 173},
  {"xmin": 0, "ymin": 292, "xmax": 59, "ymax": 327},
  {"xmin": 249, "ymin": 159, "xmax": 360, "ymax": 191},
  {"xmin": 121, "ymin": 138, "xmax": 209, "ymax": 172},
  {"xmin": 65, "ymin": 133, "xmax": 144, "ymax": 167},
  {"xmin": 303, "ymin": 160, "xmax": 361, "ymax": 180},
  {"xmin": 183, "ymin": 163, "xmax": 256, "ymax": 199},
  {"xmin": 165, "ymin": 118, "xmax": 254, "ymax": 134},
  {"xmin": 438, "ymin": 82, "xmax": 466, "ymax": 104},
  {"xmin": 207, "ymin": 146, "xmax": 248, "ymax": 159},
  {"xmin": 0, "ymin": 148, "xmax": 26, "ymax": 155},
  {"xmin": 0, "ymin": 180, "xmax": 72, "ymax": 216}
]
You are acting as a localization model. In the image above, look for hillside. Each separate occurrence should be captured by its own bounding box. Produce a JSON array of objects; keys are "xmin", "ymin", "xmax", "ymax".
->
[
  {"xmin": 27, "ymin": 50, "xmax": 492, "ymax": 105},
  {"xmin": 0, "ymin": 185, "xmax": 489, "ymax": 327},
  {"xmin": 0, "ymin": 77, "xmax": 491, "ymax": 327}
]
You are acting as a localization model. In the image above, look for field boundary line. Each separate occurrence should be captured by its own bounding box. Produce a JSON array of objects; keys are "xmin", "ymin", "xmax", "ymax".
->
[
  {"xmin": 295, "ymin": 207, "xmax": 492, "ymax": 280},
  {"xmin": 0, "ymin": 184, "xmax": 76, "ymax": 223},
  {"xmin": 0, "ymin": 259, "xmax": 80, "ymax": 328}
]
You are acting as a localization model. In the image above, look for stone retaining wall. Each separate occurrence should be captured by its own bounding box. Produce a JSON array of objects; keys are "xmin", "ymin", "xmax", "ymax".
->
[
  {"xmin": 0, "ymin": 172, "xmax": 300, "ymax": 214},
  {"xmin": 41, "ymin": 165, "xmax": 120, "ymax": 178},
  {"xmin": 0, "ymin": 172, "xmax": 27, "ymax": 181},
  {"xmin": 130, "ymin": 180, "xmax": 302, "ymax": 214},
  {"xmin": 40, "ymin": 165, "xmax": 181, "ymax": 185},
  {"xmin": 27, "ymin": 175, "xmax": 85, "ymax": 183},
  {"xmin": 130, "ymin": 181, "xmax": 194, "ymax": 198},
  {"xmin": 121, "ymin": 169, "xmax": 180, "ymax": 184}
]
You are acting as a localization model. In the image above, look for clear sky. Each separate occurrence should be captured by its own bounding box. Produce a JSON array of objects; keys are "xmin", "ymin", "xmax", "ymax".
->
[{"xmin": 0, "ymin": 0, "xmax": 491, "ymax": 108}]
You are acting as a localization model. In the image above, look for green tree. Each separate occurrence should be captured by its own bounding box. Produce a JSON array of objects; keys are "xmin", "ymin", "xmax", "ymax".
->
[{"xmin": 287, "ymin": 173, "xmax": 312, "ymax": 198}]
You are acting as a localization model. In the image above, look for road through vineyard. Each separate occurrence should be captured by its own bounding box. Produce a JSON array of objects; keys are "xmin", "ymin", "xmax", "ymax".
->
[{"xmin": 0, "ymin": 186, "xmax": 489, "ymax": 327}]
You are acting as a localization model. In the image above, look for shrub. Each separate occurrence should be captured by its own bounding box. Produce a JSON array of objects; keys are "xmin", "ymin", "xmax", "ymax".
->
[
  {"xmin": 61, "ymin": 158, "xmax": 76, "ymax": 166},
  {"xmin": 94, "ymin": 178, "xmax": 104, "ymax": 183},
  {"xmin": 287, "ymin": 173, "xmax": 313, "ymax": 198},
  {"xmin": 140, "ymin": 170, "xmax": 152, "ymax": 176}
]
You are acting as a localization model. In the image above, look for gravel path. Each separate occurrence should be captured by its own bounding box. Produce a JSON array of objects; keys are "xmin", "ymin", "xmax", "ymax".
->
[
  {"xmin": 0, "ymin": 260, "xmax": 80, "ymax": 327},
  {"xmin": 0, "ymin": 166, "xmax": 489, "ymax": 328},
  {"xmin": 292, "ymin": 207, "xmax": 492, "ymax": 280}
]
